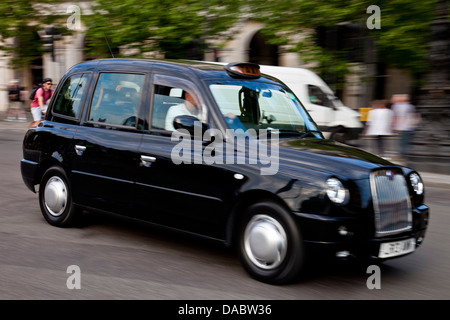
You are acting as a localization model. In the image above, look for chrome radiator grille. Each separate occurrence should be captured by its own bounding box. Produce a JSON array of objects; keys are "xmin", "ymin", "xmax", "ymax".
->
[{"xmin": 370, "ymin": 169, "xmax": 412, "ymax": 237}]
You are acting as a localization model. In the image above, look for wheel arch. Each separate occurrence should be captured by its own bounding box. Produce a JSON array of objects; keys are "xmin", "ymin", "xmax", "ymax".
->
[
  {"xmin": 224, "ymin": 189, "xmax": 294, "ymax": 248},
  {"xmin": 36, "ymin": 157, "xmax": 70, "ymax": 190}
]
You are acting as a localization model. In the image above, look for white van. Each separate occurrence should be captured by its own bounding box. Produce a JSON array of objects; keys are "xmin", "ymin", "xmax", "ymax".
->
[{"xmin": 258, "ymin": 65, "xmax": 363, "ymax": 142}]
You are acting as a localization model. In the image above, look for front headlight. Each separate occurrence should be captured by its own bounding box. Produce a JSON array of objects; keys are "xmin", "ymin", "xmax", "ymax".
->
[
  {"xmin": 409, "ymin": 172, "xmax": 424, "ymax": 195},
  {"xmin": 326, "ymin": 178, "xmax": 349, "ymax": 205}
]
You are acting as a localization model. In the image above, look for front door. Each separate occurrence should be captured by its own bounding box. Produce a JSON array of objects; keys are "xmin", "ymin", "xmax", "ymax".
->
[{"xmin": 133, "ymin": 75, "xmax": 231, "ymax": 238}]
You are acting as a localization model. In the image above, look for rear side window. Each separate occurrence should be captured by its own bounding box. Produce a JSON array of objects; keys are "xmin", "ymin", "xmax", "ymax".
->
[
  {"xmin": 53, "ymin": 73, "xmax": 90, "ymax": 118},
  {"xmin": 88, "ymin": 73, "xmax": 145, "ymax": 127}
]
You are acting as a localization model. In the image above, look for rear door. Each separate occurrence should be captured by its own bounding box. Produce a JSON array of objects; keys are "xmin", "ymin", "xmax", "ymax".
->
[{"xmin": 71, "ymin": 72, "xmax": 147, "ymax": 215}]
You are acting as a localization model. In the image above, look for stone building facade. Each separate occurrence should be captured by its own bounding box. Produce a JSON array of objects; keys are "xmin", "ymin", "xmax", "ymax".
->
[{"xmin": 0, "ymin": 3, "xmax": 413, "ymax": 115}]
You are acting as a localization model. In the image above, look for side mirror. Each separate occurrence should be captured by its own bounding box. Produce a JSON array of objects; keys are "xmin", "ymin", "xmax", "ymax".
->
[{"xmin": 173, "ymin": 115, "xmax": 209, "ymax": 138}]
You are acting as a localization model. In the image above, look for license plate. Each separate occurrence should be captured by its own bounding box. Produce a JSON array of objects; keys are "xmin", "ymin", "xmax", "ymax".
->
[{"xmin": 378, "ymin": 238, "xmax": 416, "ymax": 258}]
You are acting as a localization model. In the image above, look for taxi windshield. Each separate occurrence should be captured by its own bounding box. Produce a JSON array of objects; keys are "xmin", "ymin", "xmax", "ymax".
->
[{"xmin": 207, "ymin": 80, "xmax": 322, "ymax": 138}]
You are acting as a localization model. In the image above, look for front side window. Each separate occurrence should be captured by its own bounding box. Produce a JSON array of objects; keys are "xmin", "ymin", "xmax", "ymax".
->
[
  {"xmin": 150, "ymin": 80, "xmax": 204, "ymax": 132},
  {"xmin": 88, "ymin": 73, "xmax": 145, "ymax": 127},
  {"xmin": 208, "ymin": 80, "xmax": 320, "ymax": 138},
  {"xmin": 53, "ymin": 73, "xmax": 90, "ymax": 118}
]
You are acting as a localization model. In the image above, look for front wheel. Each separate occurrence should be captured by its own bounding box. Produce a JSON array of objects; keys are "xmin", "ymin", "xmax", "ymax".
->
[
  {"xmin": 39, "ymin": 166, "xmax": 79, "ymax": 227},
  {"xmin": 238, "ymin": 201, "xmax": 305, "ymax": 284}
]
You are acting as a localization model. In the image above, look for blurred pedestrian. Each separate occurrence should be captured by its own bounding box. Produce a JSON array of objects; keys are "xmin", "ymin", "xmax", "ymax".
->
[
  {"xmin": 6, "ymin": 79, "xmax": 27, "ymax": 122},
  {"xmin": 391, "ymin": 94, "xmax": 419, "ymax": 161},
  {"xmin": 30, "ymin": 77, "xmax": 53, "ymax": 126},
  {"xmin": 363, "ymin": 99, "xmax": 393, "ymax": 158}
]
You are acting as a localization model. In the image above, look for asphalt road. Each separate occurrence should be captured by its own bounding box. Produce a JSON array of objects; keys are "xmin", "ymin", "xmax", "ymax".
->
[{"xmin": 1, "ymin": 120, "xmax": 449, "ymax": 301}]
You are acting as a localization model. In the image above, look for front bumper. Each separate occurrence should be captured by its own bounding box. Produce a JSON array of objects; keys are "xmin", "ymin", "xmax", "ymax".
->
[{"xmin": 293, "ymin": 204, "xmax": 429, "ymax": 260}]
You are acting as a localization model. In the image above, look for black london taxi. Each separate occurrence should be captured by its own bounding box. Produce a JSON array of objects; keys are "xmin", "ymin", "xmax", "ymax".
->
[{"xmin": 21, "ymin": 59, "xmax": 429, "ymax": 284}]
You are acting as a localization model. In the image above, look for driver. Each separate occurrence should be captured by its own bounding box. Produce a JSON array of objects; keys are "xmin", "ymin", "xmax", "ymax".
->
[{"xmin": 165, "ymin": 91, "xmax": 200, "ymax": 131}]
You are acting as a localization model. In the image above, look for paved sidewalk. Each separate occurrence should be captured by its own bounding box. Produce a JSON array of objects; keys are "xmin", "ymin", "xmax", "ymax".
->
[
  {"xmin": 0, "ymin": 110, "xmax": 32, "ymax": 131},
  {"xmin": 0, "ymin": 119, "xmax": 30, "ymax": 130},
  {"xmin": 1, "ymin": 112, "xmax": 449, "ymax": 188}
]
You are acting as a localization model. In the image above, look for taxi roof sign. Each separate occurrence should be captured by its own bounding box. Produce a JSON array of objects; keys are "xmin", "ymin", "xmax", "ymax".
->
[{"xmin": 225, "ymin": 62, "xmax": 261, "ymax": 78}]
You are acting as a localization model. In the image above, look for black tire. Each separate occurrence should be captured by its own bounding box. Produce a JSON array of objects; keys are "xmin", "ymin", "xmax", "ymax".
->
[
  {"xmin": 39, "ymin": 166, "xmax": 79, "ymax": 227},
  {"xmin": 238, "ymin": 201, "xmax": 305, "ymax": 285}
]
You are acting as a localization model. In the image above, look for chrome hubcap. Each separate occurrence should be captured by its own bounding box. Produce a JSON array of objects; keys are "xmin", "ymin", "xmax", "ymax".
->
[
  {"xmin": 44, "ymin": 176, "xmax": 67, "ymax": 217},
  {"xmin": 244, "ymin": 214, "xmax": 287, "ymax": 270}
]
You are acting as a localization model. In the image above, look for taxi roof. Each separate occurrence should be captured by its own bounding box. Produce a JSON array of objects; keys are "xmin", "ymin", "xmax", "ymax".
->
[{"xmin": 66, "ymin": 58, "xmax": 282, "ymax": 85}]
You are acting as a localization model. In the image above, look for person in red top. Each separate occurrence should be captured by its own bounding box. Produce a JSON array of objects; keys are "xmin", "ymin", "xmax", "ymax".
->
[{"xmin": 30, "ymin": 77, "xmax": 53, "ymax": 124}]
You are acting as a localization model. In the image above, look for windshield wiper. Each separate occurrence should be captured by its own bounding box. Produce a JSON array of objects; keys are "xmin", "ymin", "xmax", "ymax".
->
[
  {"xmin": 262, "ymin": 129, "xmax": 322, "ymax": 139},
  {"xmin": 298, "ymin": 130, "xmax": 323, "ymax": 139},
  {"xmin": 276, "ymin": 129, "xmax": 303, "ymax": 136}
]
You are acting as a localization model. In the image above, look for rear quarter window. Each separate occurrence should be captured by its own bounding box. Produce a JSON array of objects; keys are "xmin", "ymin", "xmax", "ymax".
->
[{"xmin": 52, "ymin": 73, "xmax": 90, "ymax": 118}]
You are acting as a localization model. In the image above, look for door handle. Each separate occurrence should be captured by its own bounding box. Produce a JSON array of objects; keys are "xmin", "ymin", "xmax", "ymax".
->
[
  {"xmin": 140, "ymin": 155, "xmax": 156, "ymax": 167},
  {"xmin": 75, "ymin": 145, "xmax": 86, "ymax": 156}
]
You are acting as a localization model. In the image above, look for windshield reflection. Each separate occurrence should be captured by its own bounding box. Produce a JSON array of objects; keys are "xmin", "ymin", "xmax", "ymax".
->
[{"xmin": 208, "ymin": 80, "xmax": 322, "ymax": 138}]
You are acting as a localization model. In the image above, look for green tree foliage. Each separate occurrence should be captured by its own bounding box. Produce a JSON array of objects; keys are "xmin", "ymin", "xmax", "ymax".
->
[
  {"xmin": 244, "ymin": 0, "xmax": 437, "ymax": 86},
  {"xmin": 84, "ymin": 0, "xmax": 243, "ymax": 59},
  {"xmin": 0, "ymin": 0, "xmax": 64, "ymax": 68},
  {"xmin": 0, "ymin": 0, "xmax": 438, "ymax": 82},
  {"xmin": 0, "ymin": 0, "xmax": 242, "ymax": 67}
]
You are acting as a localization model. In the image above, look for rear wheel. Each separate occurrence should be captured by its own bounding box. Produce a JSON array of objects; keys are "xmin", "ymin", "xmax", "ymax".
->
[
  {"xmin": 238, "ymin": 201, "xmax": 304, "ymax": 284},
  {"xmin": 39, "ymin": 166, "xmax": 79, "ymax": 227}
]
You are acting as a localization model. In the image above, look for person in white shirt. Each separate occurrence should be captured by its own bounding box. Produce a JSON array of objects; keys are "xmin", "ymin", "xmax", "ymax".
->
[
  {"xmin": 165, "ymin": 91, "xmax": 200, "ymax": 131},
  {"xmin": 364, "ymin": 99, "xmax": 394, "ymax": 157},
  {"xmin": 391, "ymin": 94, "xmax": 418, "ymax": 161}
]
